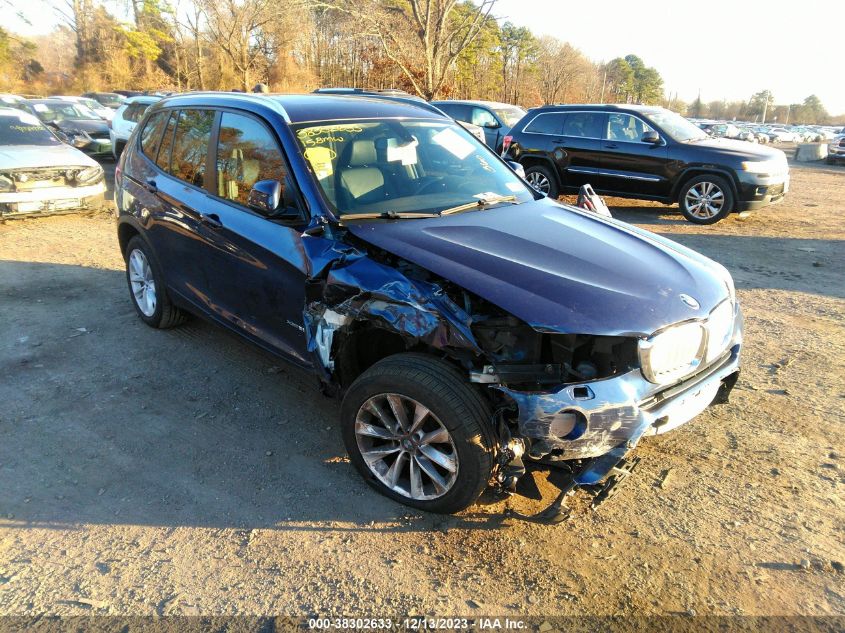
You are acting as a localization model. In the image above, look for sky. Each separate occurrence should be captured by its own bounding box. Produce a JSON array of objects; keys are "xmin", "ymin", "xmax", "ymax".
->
[
  {"xmin": 494, "ymin": 0, "xmax": 845, "ymax": 114},
  {"xmin": 7, "ymin": 0, "xmax": 845, "ymax": 114}
]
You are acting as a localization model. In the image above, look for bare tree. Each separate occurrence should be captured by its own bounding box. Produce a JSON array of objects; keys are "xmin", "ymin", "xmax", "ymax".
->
[
  {"xmin": 197, "ymin": 0, "xmax": 281, "ymax": 90},
  {"xmin": 311, "ymin": 0, "xmax": 496, "ymax": 99}
]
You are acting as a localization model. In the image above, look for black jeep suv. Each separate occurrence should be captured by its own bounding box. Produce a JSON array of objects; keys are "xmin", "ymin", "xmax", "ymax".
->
[{"xmin": 504, "ymin": 104, "xmax": 790, "ymax": 224}]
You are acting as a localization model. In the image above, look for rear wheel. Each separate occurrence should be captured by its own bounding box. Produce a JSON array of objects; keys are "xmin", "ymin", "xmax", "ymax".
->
[
  {"xmin": 124, "ymin": 235, "xmax": 188, "ymax": 328},
  {"xmin": 524, "ymin": 165, "xmax": 559, "ymax": 198},
  {"xmin": 341, "ymin": 353, "xmax": 495, "ymax": 514},
  {"xmin": 679, "ymin": 174, "xmax": 734, "ymax": 224}
]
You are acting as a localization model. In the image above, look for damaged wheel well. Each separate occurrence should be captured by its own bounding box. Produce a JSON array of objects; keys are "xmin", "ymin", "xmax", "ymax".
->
[{"xmin": 334, "ymin": 326, "xmax": 411, "ymax": 388}]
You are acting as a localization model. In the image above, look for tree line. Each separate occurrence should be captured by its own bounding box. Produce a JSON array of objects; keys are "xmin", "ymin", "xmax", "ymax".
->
[{"xmin": 0, "ymin": 0, "xmax": 840, "ymax": 124}]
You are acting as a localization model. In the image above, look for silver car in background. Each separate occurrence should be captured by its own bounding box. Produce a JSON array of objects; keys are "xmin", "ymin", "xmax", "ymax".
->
[{"xmin": 0, "ymin": 108, "xmax": 105, "ymax": 217}]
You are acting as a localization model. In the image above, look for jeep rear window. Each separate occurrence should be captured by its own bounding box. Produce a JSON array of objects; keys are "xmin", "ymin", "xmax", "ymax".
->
[{"xmin": 524, "ymin": 112, "xmax": 566, "ymax": 135}]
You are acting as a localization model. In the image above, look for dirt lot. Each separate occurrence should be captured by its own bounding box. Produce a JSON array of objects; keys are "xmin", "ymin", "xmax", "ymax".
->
[{"xmin": 1, "ymin": 158, "xmax": 844, "ymax": 619}]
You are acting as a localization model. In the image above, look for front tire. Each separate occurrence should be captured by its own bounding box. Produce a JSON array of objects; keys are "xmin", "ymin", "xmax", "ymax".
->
[
  {"xmin": 341, "ymin": 353, "xmax": 495, "ymax": 514},
  {"xmin": 124, "ymin": 235, "xmax": 188, "ymax": 328},
  {"xmin": 524, "ymin": 164, "xmax": 559, "ymax": 198},
  {"xmin": 679, "ymin": 174, "xmax": 734, "ymax": 224}
]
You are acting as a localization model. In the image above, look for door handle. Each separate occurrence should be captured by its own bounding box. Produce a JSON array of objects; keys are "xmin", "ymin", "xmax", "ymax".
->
[
  {"xmin": 144, "ymin": 177, "xmax": 157, "ymax": 193},
  {"xmin": 200, "ymin": 213, "xmax": 223, "ymax": 229},
  {"xmin": 605, "ymin": 143, "xmax": 619, "ymax": 149}
]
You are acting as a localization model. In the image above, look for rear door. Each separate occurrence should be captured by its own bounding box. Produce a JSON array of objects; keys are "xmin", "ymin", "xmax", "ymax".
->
[
  {"xmin": 139, "ymin": 108, "xmax": 217, "ymax": 309},
  {"xmin": 198, "ymin": 110, "xmax": 312, "ymax": 365},
  {"xmin": 551, "ymin": 111, "xmax": 605, "ymax": 191},
  {"xmin": 593, "ymin": 112, "xmax": 671, "ymax": 198}
]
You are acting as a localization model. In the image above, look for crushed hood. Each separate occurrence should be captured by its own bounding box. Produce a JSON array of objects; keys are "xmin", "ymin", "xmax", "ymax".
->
[
  {"xmin": 0, "ymin": 144, "xmax": 100, "ymax": 171},
  {"xmin": 345, "ymin": 199, "xmax": 730, "ymax": 337}
]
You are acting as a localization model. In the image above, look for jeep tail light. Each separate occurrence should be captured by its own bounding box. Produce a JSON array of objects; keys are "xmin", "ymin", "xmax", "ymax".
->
[{"xmin": 502, "ymin": 135, "xmax": 513, "ymax": 155}]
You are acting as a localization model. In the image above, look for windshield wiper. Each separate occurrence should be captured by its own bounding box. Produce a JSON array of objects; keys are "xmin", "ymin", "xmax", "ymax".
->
[
  {"xmin": 340, "ymin": 210, "xmax": 440, "ymax": 221},
  {"xmin": 439, "ymin": 194, "xmax": 518, "ymax": 216}
]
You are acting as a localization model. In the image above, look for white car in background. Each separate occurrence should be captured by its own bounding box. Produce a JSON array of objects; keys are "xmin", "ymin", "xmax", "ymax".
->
[
  {"xmin": 110, "ymin": 95, "xmax": 161, "ymax": 158},
  {"xmin": 0, "ymin": 108, "xmax": 105, "ymax": 217},
  {"xmin": 48, "ymin": 95, "xmax": 115, "ymax": 121}
]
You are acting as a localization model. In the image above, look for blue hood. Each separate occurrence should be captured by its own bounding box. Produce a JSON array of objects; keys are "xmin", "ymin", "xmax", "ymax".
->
[{"xmin": 345, "ymin": 199, "xmax": 731, "ymax": 337}]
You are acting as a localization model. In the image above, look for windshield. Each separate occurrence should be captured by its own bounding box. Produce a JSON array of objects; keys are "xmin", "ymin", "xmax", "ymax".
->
[
  {"xmin": 0, "ymin": 111, "xmax": 61, "ymax": 146},
  {"xmin": 31, "ymin": 102, "xmax": 101, "ymax": 121},
  {"xmin": 94, "ymin": 94, "xmax": 124, "ymax": 107},
  {"xmin": 292, "ymin": 119, "xmax": 535, "ymax": 217},
  {"xmin": 494, "ymin": 107, "xmax": 526, "ymax": 127},
  {"xmin": 645, "ymin": 110, "xmax": 708, "ymax": 142}
]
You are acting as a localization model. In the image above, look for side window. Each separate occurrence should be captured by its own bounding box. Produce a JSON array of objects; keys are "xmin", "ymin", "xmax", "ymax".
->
[
  {"xmin": 524, "ymin": 112, "xmax": 566, "ymax": 135},
  {"xmin": 155, "ymin": 111, "xmax": 178, "ymax": 171},
  {"xmin": 124, "ymin": 103, "xmax": 148, "ymax": 123},
  {"xmin": 471, "ymin": 107, "xmax": 497, "ymax": 128},
  {"xmin": 606, "ymin": 113, "xmax": 653, "ymax": 142},
  {"xmin": 139, "ymin": 111, "xmax": 169, "ymax": 160},
  {"xmin": 169, "ymin": 109, "xmax": 214, "ymax": 187},
  {"xmin": 216, "ymin": 112, "xmax": 287, "ymax": 207},
  {"xmin": 437, "ymin": 103, "xmax": 468, "ymax": 122},
  {"xmin": 562, "ymin": 112, "xmax": 605, "ymax": 139}
]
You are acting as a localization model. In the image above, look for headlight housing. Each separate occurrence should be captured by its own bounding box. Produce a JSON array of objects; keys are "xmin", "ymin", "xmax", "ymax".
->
[
  {"xmin": 740, "ymin": 158, "xmax": 787, "ymax": 176},
  {"xmin": 0, "ymin": 174, "xmax": 13, "ymax": 192},
  {"xmin": 639, "ymin": 322, "xmax": 706, "ymax": 385},
  {"xmin": 75, "ymin": 165, "xmax": 104, "ymax": 185},
  {"xmin": 705, "ymin": 300, "xmax": 734, "ymax": 364},
  {"xmin": 639, "ymin": 300, "xmax": 737, "ymax": 385}
]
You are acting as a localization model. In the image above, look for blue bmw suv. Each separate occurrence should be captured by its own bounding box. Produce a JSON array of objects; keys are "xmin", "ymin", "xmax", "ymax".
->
[{"xmin": 116, "ymin": 92, "xmax": 743, "ymax": 516}]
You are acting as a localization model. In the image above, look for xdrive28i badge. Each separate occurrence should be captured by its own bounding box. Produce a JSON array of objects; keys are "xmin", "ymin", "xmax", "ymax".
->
[{"xmin": 679, "ymin": 294, "xmax": 700, "ymax": 310}]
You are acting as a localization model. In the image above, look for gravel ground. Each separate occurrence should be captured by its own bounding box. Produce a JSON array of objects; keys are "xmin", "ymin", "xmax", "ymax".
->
[{"xmin": 0, "ymin": 158, "xmax": 843, "ymax": 618}]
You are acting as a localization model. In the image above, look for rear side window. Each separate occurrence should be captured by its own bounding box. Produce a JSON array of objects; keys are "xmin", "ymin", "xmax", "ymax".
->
[
  {"xmin": 437, "ymin": 103, "xmax": 470, "ymax": 122},
  {"xmin": 562, "ymin": 112, "xmax": 604, "ymax": 139},
  {"xmin": 169, "ymin": 109, "xmax": 214, "ymax": 187},
  {"xmin": 524, "ymin": 112, "xmax": 566, "ymax": 135},
  {"xmin": 124, "ymin": 103, "xmax": 149, "ymax": 123},
  {"xmin": 216, "ymin": 112, "xmax": 287, "ymax": 206},
  {"xmin": 139, "ymin": 111, "xmax": 169, "ymax": 159},
  {"xmin": 155, "ymin": 112, "xmax": 178, "ymax": 171}
]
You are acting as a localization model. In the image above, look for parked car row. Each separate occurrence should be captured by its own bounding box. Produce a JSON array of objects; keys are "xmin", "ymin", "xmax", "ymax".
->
[{"xmin": 690, "ymin": 118, "xmax": 839, "ymax": 144}]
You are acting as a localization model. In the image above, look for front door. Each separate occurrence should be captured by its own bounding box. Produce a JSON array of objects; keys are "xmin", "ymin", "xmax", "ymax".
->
[
  {"xmin": 199, "ymin": 110, "xmax": 312, "ymax": 365},
  {"xmin": 593, "ymin": 113, "xmax": 671, "ymax": 198}
]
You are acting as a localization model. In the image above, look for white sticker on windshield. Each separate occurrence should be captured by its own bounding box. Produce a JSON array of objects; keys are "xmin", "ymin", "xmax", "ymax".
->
[
  {"xmin": 17, "ymin": 113, "xmax": 41, "ymax": 126},
  {"xmin": 432, "ymin": 128, "xmax": 474, "ymax": 160},
  {"xmin": 386, "ymin": 138, "xmax": 418, "ymax": 166},
  {"xmin": 33, "ymin": 104, "xmax": 49, "ymax": 112}
]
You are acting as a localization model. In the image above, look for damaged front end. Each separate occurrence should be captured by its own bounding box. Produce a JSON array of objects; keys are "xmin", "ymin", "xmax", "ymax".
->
[{"xmin": 299, "ymin": 225, "xmax": 743, "ymax": 521}]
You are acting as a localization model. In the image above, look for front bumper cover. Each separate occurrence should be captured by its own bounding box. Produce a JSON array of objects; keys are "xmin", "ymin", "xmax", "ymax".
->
[
  {"xmin": 0, "ymin": 182, "xmax": 106, "ymax": 216},
  {"xmin": 500, "ymin": 305, "xmax": 744, "ymax": 461}
]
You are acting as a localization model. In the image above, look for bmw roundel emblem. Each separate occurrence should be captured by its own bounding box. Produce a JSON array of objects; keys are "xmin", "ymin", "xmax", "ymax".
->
[{"xmin": 679, "ymin": 294, "xmax": 700, "ymax": 310}]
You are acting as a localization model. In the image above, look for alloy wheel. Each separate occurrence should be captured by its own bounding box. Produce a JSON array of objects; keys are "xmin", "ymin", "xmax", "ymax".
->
[
  {"xmin": 526, "ymin": 171, "xmax": 551, "ymax": 194},
  {"xmin": 684, "ymin": 181, "xmax": 725, "ymax": 220},
  {"xmin": 355, "ymin": 393, "xmax": 459, "ymax": 501},
  {"xmin": 128, "ymin": 248, "xmax": 157, "ymax": 317}
]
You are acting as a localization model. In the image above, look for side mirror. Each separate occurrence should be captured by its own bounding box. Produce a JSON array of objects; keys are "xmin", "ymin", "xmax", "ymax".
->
[
  {"xmin": 247, "ymin": 179, "xmax": 281, "ymax": 215},
  {"xmin": 642, "ymin": 130, "xmax": 661, "ymax": 144},
  {"xmin": 484, "ymin": 121, "xmax": 501, "ymax": 129},
  {"xmin": 507, "ymin": 160, "xmax": 525, "ymax": 178}
]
